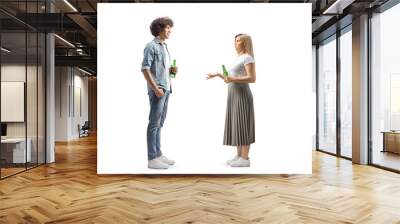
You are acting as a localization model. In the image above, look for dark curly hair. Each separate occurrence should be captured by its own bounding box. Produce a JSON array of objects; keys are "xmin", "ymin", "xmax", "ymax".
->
[{"xmin": 150, "ymin": 17, "xmax": 174, "ymax": 37}]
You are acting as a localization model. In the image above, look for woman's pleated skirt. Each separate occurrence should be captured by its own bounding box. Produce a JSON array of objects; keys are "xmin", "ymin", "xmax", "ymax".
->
[{"xmin": 223, "ymin": 83, "xmax": 255, "ymax": 146}]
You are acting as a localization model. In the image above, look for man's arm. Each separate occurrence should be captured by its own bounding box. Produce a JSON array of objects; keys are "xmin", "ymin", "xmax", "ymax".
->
[
  {"xmin": 141, "ymin": 44, "xmax": 164, "ymax": 97},
  {"xmin": 142, "ymin": 69, "xmax": 161, "ymax": 91}
]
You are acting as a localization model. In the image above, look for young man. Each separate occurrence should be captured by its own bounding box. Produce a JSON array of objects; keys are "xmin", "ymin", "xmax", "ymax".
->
[{"xmin": 141, "ymin": 17, "xmax": 178, "ymax": 169}]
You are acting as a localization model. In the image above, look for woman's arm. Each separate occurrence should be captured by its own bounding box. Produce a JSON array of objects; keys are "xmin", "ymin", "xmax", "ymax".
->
[
  {"xmin": 225, "ymin": 63, "xmax": 256, "ymax": 84},
  {"xmin": 206, "ymin": 72, "xmax": 224, "ymax": 80}
]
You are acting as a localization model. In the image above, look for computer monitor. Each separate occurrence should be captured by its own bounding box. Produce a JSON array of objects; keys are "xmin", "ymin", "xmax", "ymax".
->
[{"xmin": 1, "ymin": 123, "xmax": 7, "ymax": 137}]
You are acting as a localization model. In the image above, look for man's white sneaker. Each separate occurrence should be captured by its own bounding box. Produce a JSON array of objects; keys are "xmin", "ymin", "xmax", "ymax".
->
[
  {"xmin": 229, "ymin": 157, "xmax": 250, "ymax": 167},
  {"xmin": 158, "ymin": 155, "xmax": 175, "ymax": 166},
  {"xmin": 148, "ymin": 158, "xmax": 169, "ymax": 169},
  {"xmin": 157, "ymin": 156, "xmax": 175, "ymax": 166},
  {"xmin": 227, "ymin": 155, "xmax": 240, "ymax": 165}
]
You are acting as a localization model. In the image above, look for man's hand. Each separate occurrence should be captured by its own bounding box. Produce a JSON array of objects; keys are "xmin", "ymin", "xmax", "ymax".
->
[
  {"xmin": 154, "ymin": 87, "xmax": 165, "ymax": 98},
  {"xmin": 170, "ymin": 66, "xmax": 178, "ymax": 76}
]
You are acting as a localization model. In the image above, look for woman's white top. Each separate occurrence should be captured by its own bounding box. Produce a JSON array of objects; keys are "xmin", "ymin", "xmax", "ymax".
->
[{"xmin": 229, "ymin": 54, "xmax": 255, "ymax": 77}]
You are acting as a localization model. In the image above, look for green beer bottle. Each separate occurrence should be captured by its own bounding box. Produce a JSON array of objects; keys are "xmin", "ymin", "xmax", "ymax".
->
[
  {"xmin": 170, "ymin": 59, "xmax": 176, "ymax": 78},
  {"xmin": 222, "ymin": 64, "xmax": 228, "ymax": 77}
]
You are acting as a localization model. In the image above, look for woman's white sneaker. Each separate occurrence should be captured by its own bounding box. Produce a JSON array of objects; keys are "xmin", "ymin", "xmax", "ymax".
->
[
  {"xmin": 148, "ymin": 158, "xmax": 169, "ymax": 169},
  {"xmin": 227, "ymin": 155, "xmax": 240, "ymax": 165},
  {"xmin": 229, "ymin": 157, "xmax": 250, "ymax": 167}
]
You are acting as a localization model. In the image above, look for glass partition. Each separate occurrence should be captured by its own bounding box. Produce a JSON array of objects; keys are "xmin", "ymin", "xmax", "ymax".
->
[
  {"xmin": 1, "ymin": 31, "xmax": 28, "ymax": 177},
  {"xmin": 0, "ymin": 1, "xmax": 46, "ymax": 179}
]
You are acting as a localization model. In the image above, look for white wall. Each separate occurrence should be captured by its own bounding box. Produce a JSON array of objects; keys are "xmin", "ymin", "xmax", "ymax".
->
[
  {"xmin": 55, "ymin": 67, "xmax": 89, "ymax": 141},
  {"xmin": 55, "ymin": 66, "xmax": 68, "ymax": 141},
  {"xmin": 72, "ymin": 71, "xmax": 89, "ymax": 138}
]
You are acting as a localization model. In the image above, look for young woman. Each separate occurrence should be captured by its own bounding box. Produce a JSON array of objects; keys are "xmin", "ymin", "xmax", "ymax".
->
[{"xmin": 206, "ymin": 33, "xmax": 256, "ymax": 167}]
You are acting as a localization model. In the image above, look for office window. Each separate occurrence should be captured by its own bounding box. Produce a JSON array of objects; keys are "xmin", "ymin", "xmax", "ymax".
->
[
  {"xmin": 371, "ymin": 3, "xmax": 400, "ymax": 171},
  {"xmin": 318, "ymin": 36, "xmax": 337, "ymax": 154},
  {"xmin": 340, "ymin": 28, "xmax": 352, "ymax": 158},
  {"xmin": 312, "ymin": 45, "xmax": 317, "ymax": 150}
]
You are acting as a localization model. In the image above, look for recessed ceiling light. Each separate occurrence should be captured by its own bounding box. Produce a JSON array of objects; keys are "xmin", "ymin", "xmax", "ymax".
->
[
  {"xmin": 1, "ymin": 47, "xmax": 11, "ymax": 53},
  {"xmin": 323, "ymin": 0, "xmax": 355, "ymax": 15},
  {"xmin": 54, "ymin": 34, "xmax": 75, "ymax": 48},
  {"xmin": 63, "ymin": 0, "xmax": 78, "ymax": 12},
  {"xmin": 78, "ymin": 67, "xmax": 93, "ymax": 76}
]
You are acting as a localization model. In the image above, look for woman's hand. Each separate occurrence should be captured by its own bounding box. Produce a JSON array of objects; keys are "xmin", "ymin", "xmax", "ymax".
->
[
  {"xmin": 224, "ymin": 76, "xmax": 233, "ymax": 83},
  {"xmin": 206, "ymin": 73, "xmax": 220, "ymax": 80}
]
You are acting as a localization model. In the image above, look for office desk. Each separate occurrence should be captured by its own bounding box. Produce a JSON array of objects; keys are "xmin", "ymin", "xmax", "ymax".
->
[
  {"xmin": 381, "ymin": 131, "xmax": 400, "ymax": 154},
  {"xmin": 1, "ymin": 138, "xmax": 32, "ymax": 163}
]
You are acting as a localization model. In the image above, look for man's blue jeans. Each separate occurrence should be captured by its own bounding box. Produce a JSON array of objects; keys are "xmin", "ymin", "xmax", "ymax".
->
[{"xmin": 147, "ymin": 89, "xmax": 170, "ymax": 160}]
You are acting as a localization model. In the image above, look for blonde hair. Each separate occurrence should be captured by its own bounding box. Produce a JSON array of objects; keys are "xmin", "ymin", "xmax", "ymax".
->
[{"xmin": 235, "ymin": 33, "xmax": 254, "ymax": 58}]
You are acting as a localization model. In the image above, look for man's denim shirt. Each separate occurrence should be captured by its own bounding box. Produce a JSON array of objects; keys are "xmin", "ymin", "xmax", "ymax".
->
[{"xmin": 141, "ymin": 37, "xmax": 171, "ymax": 93}]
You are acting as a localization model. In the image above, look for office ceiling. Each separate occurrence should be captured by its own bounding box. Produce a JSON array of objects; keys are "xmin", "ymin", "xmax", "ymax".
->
[{"xmin": 0, "ymin": 0, "xmax": 393, "ymax": 75}]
